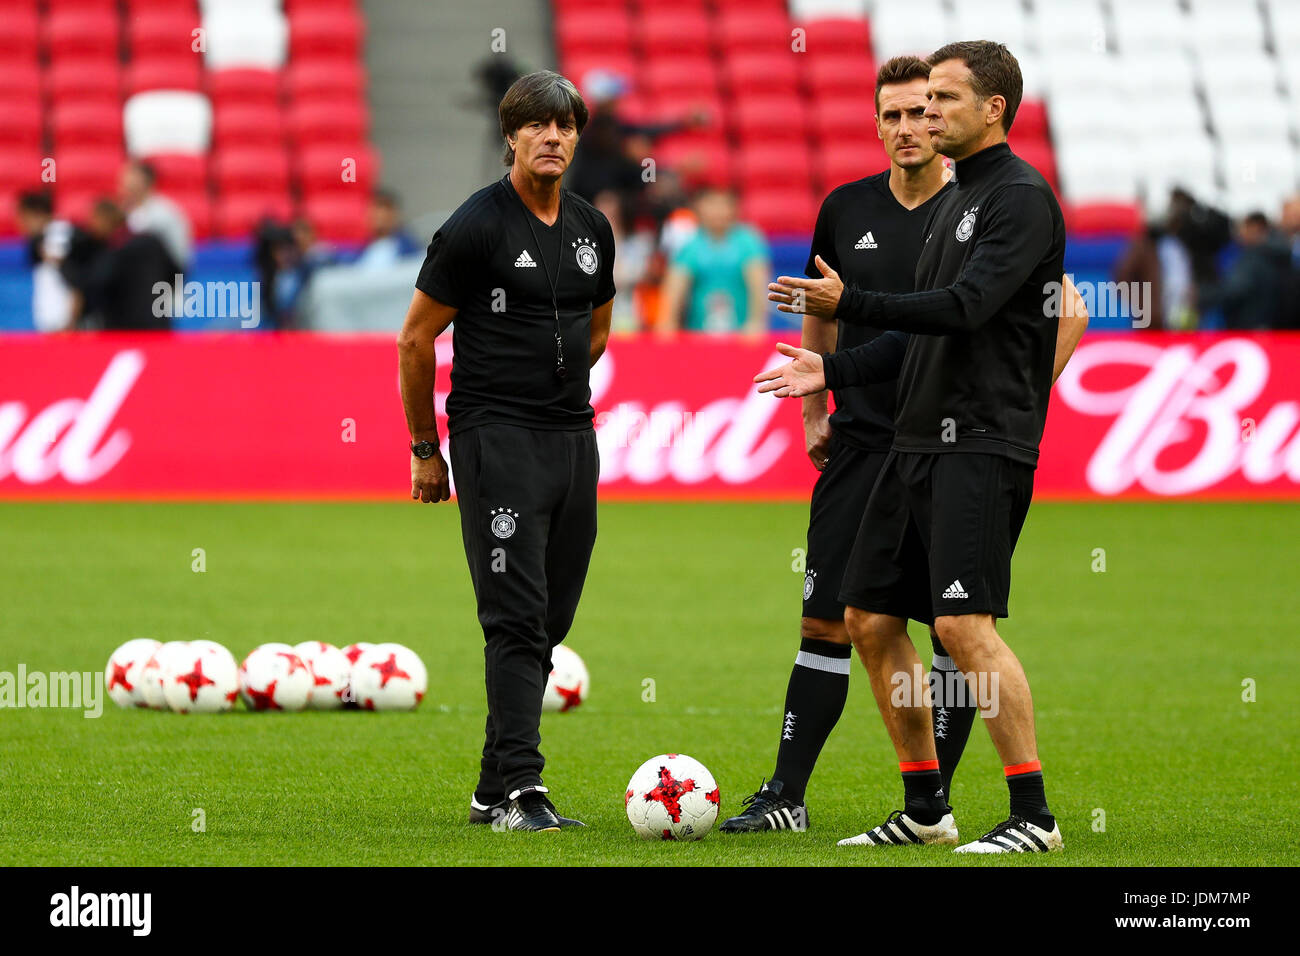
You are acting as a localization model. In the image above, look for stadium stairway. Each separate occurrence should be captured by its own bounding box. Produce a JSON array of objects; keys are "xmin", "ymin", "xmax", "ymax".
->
[{"xmin": 361, "ymin": 0, "xmax": 555, "ymax": 228}]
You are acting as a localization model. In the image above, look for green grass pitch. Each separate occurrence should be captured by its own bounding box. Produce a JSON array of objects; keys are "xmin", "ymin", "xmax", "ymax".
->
[{"xmin": 0, "ymin": 499, "xmax": 1295, "ymax": 866}]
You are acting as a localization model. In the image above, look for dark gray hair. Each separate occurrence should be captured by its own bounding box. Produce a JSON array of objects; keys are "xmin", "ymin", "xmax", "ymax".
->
[
  {"xmin": 928, "ymin": 40, "xmax": 1023, "ymax": 133},
  {"xmin": 499, "ymin": 70, "xmax": 589, "ymax": 165}
]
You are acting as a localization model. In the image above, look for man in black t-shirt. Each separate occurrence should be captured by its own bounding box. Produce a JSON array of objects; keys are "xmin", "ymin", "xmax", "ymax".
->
[
  {"xmin": 398, "ymin": 71, "xmax": 616, "ymax": 833},
  {"xmin": 761, "ymin": 42, "xmax": 1081, "ymax": 854}
]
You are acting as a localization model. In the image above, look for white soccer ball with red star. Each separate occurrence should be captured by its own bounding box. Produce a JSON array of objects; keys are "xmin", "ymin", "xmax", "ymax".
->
[
  {"xmin": 350, "ymin": 643, "xmax": 427, "ymax": 710},
  {"xmin": 105, "ymin": 638, "xmax": 161, "ymax": 708},
  {"xmin": 139, "ymin": 641, "xmax": 191, "ymax": 710},
  {"xmin": 239, "ymin": 643, "xmax": 313, "ymax": 711},
  {"xmin": 293, "ymin": 641, "xmax": 352, "ymax": 710},
  {"xmin": 161, "ymin": 641, "xmax": 239, "ymax": 714},
  {"xmin": 625, "ymin": 753, "xmax": 720, "ymax": 841},
  {"xmin": 542, "ymin": 644, "xmax": 588, "ymax": 712}
]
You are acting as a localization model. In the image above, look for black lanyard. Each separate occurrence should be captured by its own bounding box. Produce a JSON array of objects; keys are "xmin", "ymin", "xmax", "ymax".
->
[{"xmin": 510, "ymin": 175, "xmax": 567, "ymax": 380}]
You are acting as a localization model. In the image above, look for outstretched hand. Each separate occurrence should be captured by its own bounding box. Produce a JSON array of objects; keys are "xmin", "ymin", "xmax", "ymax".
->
[
  {"xmin": 754, "ymin": 342, "xmax": 828, "ymax": 398},
  {"xmin": 767, "ymin": 255, "xmax": 844, "ymax": 319}
]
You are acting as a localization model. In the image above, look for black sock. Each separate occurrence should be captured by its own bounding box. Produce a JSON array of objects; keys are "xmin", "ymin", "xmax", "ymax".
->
[
  {"xmin": 770, "ymin": 637, "xmax": 851, "ymax": 804},
  {"xmin": 928, "ymin": 633, "xmax": 977, "ymax": 802},
  {"xmin": 1006, "ymin": 761, "xmax": 1054, "ymax": 830},
  {"xmin": 901, "ymin": 762, "xmax": 948, "ymax": 825}
]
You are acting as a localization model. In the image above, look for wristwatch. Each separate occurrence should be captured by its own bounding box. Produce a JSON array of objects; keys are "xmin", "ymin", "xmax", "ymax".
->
[{"xmin": 410, "ymin": 440, "xmax": 438, "ymax": 459}]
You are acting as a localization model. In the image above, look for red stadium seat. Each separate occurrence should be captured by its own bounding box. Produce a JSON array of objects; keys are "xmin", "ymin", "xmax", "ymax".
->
[
  {"xmin": 1010, "ymin": 138, "xmax": 1058, "ymax": 188},
  {"xmin": 741, "ymin": 187, "xmax": 818, "ymax": 235},
  {"xmin": 212, "ymin": 146, "xmax": 291, "ymax": 193},
  {"xmin": 125, "ymin": 56, "xmax": 203, "ymax": 94},
  {"xmin": 0, "ymin": 63, "xmax": 41, "ymax": 100},
  {"xmin": 297, "ymin": 143, "xmax": 380, "ymax": 193},
  {"xmin": 289, "ymin": 9, "xmax": 366, "ymax": 60},
  {"xmin": 287, "ymin": 100, "xmax": 367, "ymax": 148},
  {"xmin": 128, "ymin": 10, "xmax": 201, "ymax": 60},
  {"xmin": 809, "ymin": 95, "xmax": 876, "ymax": 142},
  {"xmin": 814, "ymin": 141, "xmax": 890, "ymax": 192},
  {"xmin": 640, "ymin": 10, "xmax": 712, "ymax": 55},
  {"xmin": 556, "ymin": 9, "xmax": 633, "ymax": 55},
  {"xmin": 145, "ymin": 153, "xmax": 209, "ymax": 193},
  {"xmin": 53, "ymin": 147, "xmax": 124, "ymax": 194},
  {"xmin": 45, "ymin": 9, "xmax": 121, "ymax": 59},
  {"xmin": 284, "ymin": 58, "xmax": 366, "ymax": 103},
  {"xmin": 737, "ymin": 144, "xmax": 813, "ymax": 190},
  {"xmin": 207, "ymin": 69, "xmax": 282, "ymax": 108},
  {"xmin": 731, "ymin": 95, "xmax": 808, "ymax": 140},
  {"xmin": 799, "ymin": 18, "xmax": 872, "ymax": 57},
  {"xmin": 47, "ymin": 57, "xmax": 122, "ymax": 103},
  {"xmin": 644, "ymin": 90, "xmax": 725, "ymax": 127},
  {"xmin": 0, "ymin": 8, "xmax": 38, "ymax": 61},
  {"xmin": 212, "ymin": 192, "xmax": 294, "ymax": 238},
  {"xmin": 1012, "ymin": 99, "xmax": 1049, "ymax": 141},
  {"xmin": 561, "ymin": 53, "xmax": 636, "ymax": 91},
  {"xmin": 0, "ymin": 98, "xmax": 43, "ymax": 148},
  {"xmin": 653, "ymin": 135, "xmax": 735, "ymax": 188},
  {"xmin": 641, "ymin": 56, "xmax": 721, "ymax": 98},
  {"xmin": 805, "ymin": 54, "xmax": 875, "ymax": 99},
  {"xmin": 722, "ymin": 52, "xmax": 801, "ymax": 94},
  {"xmin": 302, "ymin": 193, "xmax": 370, "ymax": 242},
  {"xmin": 213, "ymin": 104, "xmax": 286, "ymax": 149},
  {"xmin": 50, "ymin": 100, "xmax": 123, "ymax": 147},
  {"xmin": 716, "ymin": 9, "xmax": 793, "ymax": 53},
  {"xmin": 0, "ymin": 148, "xmax": 47, "ymax": 197},
  {"xmin": 1063, "ymin": 201, "xmax": 1143, "ymax": 236}
]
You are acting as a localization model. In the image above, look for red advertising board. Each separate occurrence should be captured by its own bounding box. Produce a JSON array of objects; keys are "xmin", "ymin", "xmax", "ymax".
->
[{"xmin": 1, "ymin": 332, "xmax": 1298, "ymax": 500}]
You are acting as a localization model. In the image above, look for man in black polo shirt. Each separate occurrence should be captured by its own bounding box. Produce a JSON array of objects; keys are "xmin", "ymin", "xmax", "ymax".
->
[
  {"xmin": 761, "ymin": 41, "xmax": 1072, "ymax": 853},
  {"xmin": 397, "ymin": 71, "xmax": 615, "ymax": 832},
  {"xmin": 727, "ymin": 54, "xmax": 1087, "ymax": 836}
]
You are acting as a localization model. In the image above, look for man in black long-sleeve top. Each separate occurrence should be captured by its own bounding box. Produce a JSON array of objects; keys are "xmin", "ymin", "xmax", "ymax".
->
[{"xmin": 759, "ymin": 41, "xmax": 1067, "ymax": 854}]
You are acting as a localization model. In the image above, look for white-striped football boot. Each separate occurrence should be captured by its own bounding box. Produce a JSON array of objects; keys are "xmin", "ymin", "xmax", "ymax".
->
[
  {"xmin": 953, "ymin": 815, "xmax": 1063, "ymax": 853},
  {"xmin": 837, "ymin": 809, "xmax": 959, "ymax": 846}
]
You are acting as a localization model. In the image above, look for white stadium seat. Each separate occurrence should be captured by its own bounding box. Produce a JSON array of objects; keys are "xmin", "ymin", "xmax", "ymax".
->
[
  {"xmin": 1204, "ymin": 90, "xmax": 1293, "ymax": 140},
  {"xmin": 1139, "ymin": 133, "xmax": 1220, "ymax": 203},
  {"xmin": 1029, "ymin": 1, "xmax": 1108, "ymax": 58},
  {"xmin": 952, "ymin": 0, "xmax": 1031, "ymax": 57},
  {"xmin": 790, "ymin": 0, "xmax": 870, "ymax": 19},
  {"xmin": 202, "ymin": 7, "xmax": 289, "ymax": 70},
  {"xmin": 1111, "ymin": 0, "xmax": 1193, "ymax": 55},
  {"xmin": 1057, "ymin": 145, "xmax": 1141, "ymax": 202},
  {"xmin": 870, "ymin": 0, "xmax": 956, "ymax": 59},
  {"xmin": 123, "ymin": 90, "xmax": 213, "ymax": 156},
  {"xmin": 1115, "ymin": 51, "xmax": 1199, "ymax": 100},
  {"xmin": 1195, "ymin": 52, "xmax": 1283, "ymax": 98},
  {"xmin": 1187, "ymin": 0, "xmax": 1267, "ymax": 56}
]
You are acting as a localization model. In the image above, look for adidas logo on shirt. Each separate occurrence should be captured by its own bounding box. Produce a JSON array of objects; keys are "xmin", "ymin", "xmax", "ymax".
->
[
  {"xmin": 514, "ymin": 250, "xmax": 537, "ymax": 268},
  {"xmin": 854, "ymin": 231, "xmax": 878, "ymax": 250},
  {"xmin": 942, "ymin": 579, "xmax": 969, "ymax": 599}
]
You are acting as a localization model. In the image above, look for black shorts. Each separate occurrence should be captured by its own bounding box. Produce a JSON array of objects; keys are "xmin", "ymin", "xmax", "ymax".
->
[
  {"xmin": 802, "ymin": 437, "xmax": 889, "ymax": 620},
  {"xmin": 839, "ymin": 451, "xmax": 1035, "ymax": 623}
]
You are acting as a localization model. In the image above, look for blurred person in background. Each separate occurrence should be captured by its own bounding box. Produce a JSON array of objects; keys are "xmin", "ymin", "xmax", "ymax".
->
[
  {"xmin": 592, "ymin": 188, "xmax": 652, "ymax": 332},
  {"xmin": 1115, "ymin": 217, "xmax": 1195, "ymax": 330},
  {"xmin": 1281, "ymin": 195, "xmax": 1300, "ymax": 330},
  {"xmin": 119, "ymin": 160, "xmax": 192, "ymax": 270},
  {"xmin": 1200, "ymin": 211, "xmax": 1291, "ymax": 330},
  {"xmin": 272, "ymin": 218, "xmax": 336, "ymax": 326},
  {"xmin": 658, "ymin": 186, "xmax": 770, "ymax": 335},
  {"xmin": 1167, "ymin": 186, "xmax": 1230, "ymax": 305},
  {"xmin": 80, "ymin": 198, "xmax": 178, "ymax": 331},
  {"xmin": 16, "ymin": 190, "xmax": 98, "ymax": 333},
  {"xmin": 567, "ymin": 70, "xmax": 708, "ymax": 220},
  {"xmin": 354, "ymin": 189, "xmax": 422, "ymax": 269}
]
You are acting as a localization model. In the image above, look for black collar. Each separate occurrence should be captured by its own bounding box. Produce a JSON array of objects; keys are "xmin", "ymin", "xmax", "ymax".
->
[{"xmin": 953, "ymin": 141, "xmax": 1012, "ymax": 183}]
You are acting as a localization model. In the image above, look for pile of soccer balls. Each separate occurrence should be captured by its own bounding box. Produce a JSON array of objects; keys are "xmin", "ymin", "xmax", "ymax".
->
[{"xmin": 105, "ymin": 639, "xmax": 428, "ymax": 713}]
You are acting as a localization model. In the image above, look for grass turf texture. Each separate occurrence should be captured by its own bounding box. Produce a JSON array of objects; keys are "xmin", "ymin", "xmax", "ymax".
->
[{"xmin": 0, "ymin": 500, "xmax": 1295, "ymax": 867}]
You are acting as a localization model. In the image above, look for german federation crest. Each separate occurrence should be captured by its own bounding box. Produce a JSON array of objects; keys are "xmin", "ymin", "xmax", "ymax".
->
[
  {"xmin": 955, "ymin": 206, "xmax": 978, "ymax": 242},
  {"xmin": 489, "ymin": 507, "xmax": 519, "ymax": 539},
  {"xmin": 573, "ymin": 237, "xmax": 598, "ymax": 275}
]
